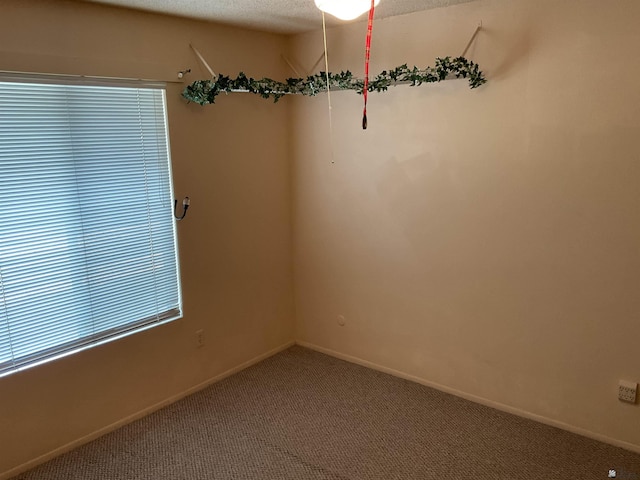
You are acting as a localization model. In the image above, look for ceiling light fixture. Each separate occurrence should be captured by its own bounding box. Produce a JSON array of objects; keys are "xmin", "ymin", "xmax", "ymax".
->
[{"xmin": 314, "ymin": 0, "xmax": 381, "ymax": 21}]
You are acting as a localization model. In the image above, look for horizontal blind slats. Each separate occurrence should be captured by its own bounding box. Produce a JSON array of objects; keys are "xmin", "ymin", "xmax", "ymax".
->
[{"xmin": 0, "ymin": 79, "xmax": 181, "ymax": 375}]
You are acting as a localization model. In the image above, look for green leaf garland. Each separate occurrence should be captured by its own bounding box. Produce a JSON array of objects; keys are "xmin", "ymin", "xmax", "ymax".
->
[{"xmin": 182, "ymin": 56, "xmax": 486, "ymax": 105}]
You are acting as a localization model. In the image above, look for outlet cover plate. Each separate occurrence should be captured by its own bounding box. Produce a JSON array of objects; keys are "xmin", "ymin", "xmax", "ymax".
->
[{"xmin": 618, "ymin": 380, "xmax": 637, "ymax": 403}]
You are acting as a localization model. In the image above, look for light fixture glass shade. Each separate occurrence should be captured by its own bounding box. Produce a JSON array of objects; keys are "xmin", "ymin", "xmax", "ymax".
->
[{"xmin": 314, "ymin": 0, "xmax": 381, "ymax": 21}]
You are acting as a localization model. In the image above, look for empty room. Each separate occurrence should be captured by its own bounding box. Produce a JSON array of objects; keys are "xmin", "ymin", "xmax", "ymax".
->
[{"xmin": 1, "ymin": 0, "xmax": 639, "ymax": 478}]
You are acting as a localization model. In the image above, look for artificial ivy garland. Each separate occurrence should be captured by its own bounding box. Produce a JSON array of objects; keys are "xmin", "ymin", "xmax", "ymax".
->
[{"xmin": 182, "ymin": 56, "xmax": 486, "ymax": 105}]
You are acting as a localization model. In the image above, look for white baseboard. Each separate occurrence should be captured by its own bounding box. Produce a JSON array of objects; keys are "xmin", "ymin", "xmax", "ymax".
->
[
  {"xmin": 296, "ymin": 340, "xmax": 640, "ymax": 455},
  {"xmin": 1, "ymin": 340, "xmax": 295, "ymax": 480}
]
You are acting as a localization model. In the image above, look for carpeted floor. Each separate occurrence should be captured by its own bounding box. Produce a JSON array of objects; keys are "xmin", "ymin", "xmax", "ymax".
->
[{"xmin": 11, "ymin": 346, "xmax": 640, "ymax": 479}]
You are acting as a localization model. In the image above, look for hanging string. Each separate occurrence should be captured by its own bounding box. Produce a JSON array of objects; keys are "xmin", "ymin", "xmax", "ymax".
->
[
  {"xmin": 362, "ymin": 0, "xmax": 376, "ymax": 130},
  {"xmin": 321, "ymin": 11, "xmax": 335, "ymax": 164}
]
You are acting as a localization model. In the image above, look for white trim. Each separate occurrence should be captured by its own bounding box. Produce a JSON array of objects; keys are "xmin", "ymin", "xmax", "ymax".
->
[
  {"xmin": 0, "ymin": 340, "xmax": 295, "ymax": 480},
  {"xmin": 296, "ymin": 340, "xmax": 640, "ymax": 455},
  {"xmin": 0, "ymin": 70, "xmax": 175, "ymax": 87}
]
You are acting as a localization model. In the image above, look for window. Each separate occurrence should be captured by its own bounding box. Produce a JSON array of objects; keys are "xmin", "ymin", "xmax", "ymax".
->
[{"xmin": 0, "ymin": 75, "xmax": 181, "ymax": 376}]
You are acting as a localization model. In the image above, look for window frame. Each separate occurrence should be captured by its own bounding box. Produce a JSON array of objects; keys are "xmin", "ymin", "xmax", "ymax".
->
[{"xmin": 0, "ymin": 72, "xmax": 183, "ymax": 377}]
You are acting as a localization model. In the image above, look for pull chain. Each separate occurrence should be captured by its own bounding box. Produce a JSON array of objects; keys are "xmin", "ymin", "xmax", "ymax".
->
[{"xmin": 321, "ymin": 12, "xmax": 335, "ymax": 164}]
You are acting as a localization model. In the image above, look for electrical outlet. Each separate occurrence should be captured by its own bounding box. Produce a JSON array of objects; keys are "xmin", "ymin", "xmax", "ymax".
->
[
  {"xmin": 195, "ymin": 329, "xmax": 205, "ymax": 348},
  {"xmin": 618, "ymin": 380, "xmax": 637, "ymax": 403}
]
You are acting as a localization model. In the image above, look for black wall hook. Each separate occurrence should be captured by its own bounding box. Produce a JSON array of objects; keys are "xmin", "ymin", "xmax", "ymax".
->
[{"xmin": 174, "ymin": 197, "xmax": 190, "ymax": 220}]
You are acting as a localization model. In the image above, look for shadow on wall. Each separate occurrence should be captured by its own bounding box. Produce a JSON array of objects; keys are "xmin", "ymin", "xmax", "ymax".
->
[{"xmin": 481, "ymin": 26, "xmax": 532, "ymax": 81}]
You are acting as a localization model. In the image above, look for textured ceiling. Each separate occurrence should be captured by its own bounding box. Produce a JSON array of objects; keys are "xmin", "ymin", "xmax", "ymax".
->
[{"xmin": 83, "ymin": 0, "xmax": 479, "ymax": 34}]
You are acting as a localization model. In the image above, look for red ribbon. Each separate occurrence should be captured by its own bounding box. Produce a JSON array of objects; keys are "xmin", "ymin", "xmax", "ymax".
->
[{"xmin": 362, "ymin": 0, "xmax": 376, "ymax": 130}]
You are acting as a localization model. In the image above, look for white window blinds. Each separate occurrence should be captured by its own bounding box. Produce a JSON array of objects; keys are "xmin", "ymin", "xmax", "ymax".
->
[{"xmin": 0, "ymin": 77, "xmax": 181, "ymax": 375}]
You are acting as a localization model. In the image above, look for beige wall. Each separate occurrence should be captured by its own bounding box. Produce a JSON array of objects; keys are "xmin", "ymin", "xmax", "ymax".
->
[
  {"xmin": 291, "ymin": 0, "xmax": 640, "ymax": 450},
  {"xmin": 0, "ymin": 0, "xmax": 294, "ymax": 476},
  {"xmin": 2, "ymin": 0, "xmax": 640, "ymax": 475}
]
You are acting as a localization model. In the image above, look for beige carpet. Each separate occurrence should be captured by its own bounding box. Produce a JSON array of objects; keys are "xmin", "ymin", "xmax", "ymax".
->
[{"xmin": 12, "ymin": 346, "xmax": 640, "ymax": 479}]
